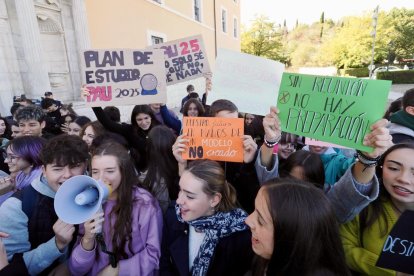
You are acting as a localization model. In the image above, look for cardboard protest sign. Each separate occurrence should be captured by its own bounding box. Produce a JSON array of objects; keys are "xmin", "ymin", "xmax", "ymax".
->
[
  {"xmin": 182, "ymin": 117, "xmax": 244, "ymax": 162},
  {"xmin": 376, "ymin": 210, "xmax": 414, "ymax": 274},
  {"xmin": 208, "ymin": 48, "xmax": 284, "ymax": 116},
  {"xmin": 81, "ymin": 49, "xmax": 166, "ymax": 107},
  {"xmin": 150, "ymin": 35, "xmax": 211, "ymax": 85},
  {"xmin": 305, "ymin": 137, "xmax": 349, "ymax": 149},
  {"xmin": 277, "ymin": 73, "xmax": 391, "ymax": 152}
]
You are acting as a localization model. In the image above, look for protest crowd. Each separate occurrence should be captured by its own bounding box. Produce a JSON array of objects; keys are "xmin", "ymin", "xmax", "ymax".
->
[{"xmin": 0, "ymin": 36, "xmax": 413, "ymax": 276}]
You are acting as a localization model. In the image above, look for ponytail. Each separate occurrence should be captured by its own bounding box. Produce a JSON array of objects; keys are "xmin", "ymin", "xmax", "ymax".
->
[{"xmin": 186, "ymin": 160, "xmax": 238, "ymax": 212}]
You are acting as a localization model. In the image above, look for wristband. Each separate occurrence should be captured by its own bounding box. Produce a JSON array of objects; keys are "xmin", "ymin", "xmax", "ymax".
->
[
  {"xmin": 355, "ymin": 150, "xmax": 381, "ymax": 171},
  {"xmin": 264, "ymin": 138, "xmax": 278, "ymax": 148},
  {"xmin": 264, "ymin": 134, "xmax": 280, "ymax": 143}
]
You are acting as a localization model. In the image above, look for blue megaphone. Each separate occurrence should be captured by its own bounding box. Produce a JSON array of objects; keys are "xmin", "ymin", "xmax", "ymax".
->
[{"xmin": 54, "ymin": 175, "xmax": 111, "ymax": 224}]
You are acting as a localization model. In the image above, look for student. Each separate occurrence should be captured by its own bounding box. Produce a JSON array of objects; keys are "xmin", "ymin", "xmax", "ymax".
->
[
  {"xmin": 180, "ymin": 84, "xmax": 195, "ymax": 113},
  {"xmin": 172, "ymin": 99, "xmax": 260, "ymax": 213},
  {"xmin": 67, "ymin": 116, "xmax": 91, "ymax": 137},
  {"xmin": 44, "ymin": 91, "xmax": 62, "ymax": 107},
  {"xmin": 60, "ymin": 113, "xmax": 77, "ymax": 133},
  {"xmin": 83, "ymin": 83, "xmax": 161, "ymax": 171},
  {"xmin": 340, "ymin": 143, "xmax": 414, "ymax": 275},
  {"xmin": 0, "ymin": 117, "xmax": 11, "ymax": 141},
  {"xmin": 80, "ymin": 121, "xmax": 106, "ymax": 149},
  {"xmin": 150, "ymin": 103, "xmax": 180, "ymax": 130},
  {"xmin": 142, "ymin": 125, "xmax": 179, "ymax": 213},
  {"xmin": 388, "ymin": 88, "xmax": 414, "ymax": 143},
  {"xmin": 40, "ymin": 98, "xmax": 64, "ymax": 136},
  {"xmin": 15, "ymin": 105, "xmax": 52, "ymax": 138},
  {"xmin": 246, "ymin": 179, "xmax": 350, "ymax": 275},
  {"xmin": 160, "ymin": 160, "xmax": 253, "ymax": 275},
  {"xmin": 0, "ymin": 136, "xmax": 46, "ymax": 205},
  {"xmin": 69, "ymin": 142, "xmax": 162, "ymax": 275},
  {"xmin": 182, "ymin": 98, "xmax": 205, "ymax": 117},
  {"xmin": 103, "ymin": 106, "xmax": 121, "ymax": 123},
  {"xmin": 59, "ymin": 103, "xmax": 77, "ymax": 117},
  {"xmin": 93, "ymin": 103, "xmax": 158, "ymax": 171},
  {"xmin": 10, "ymin": 121, "xmax": 21, "ymax": 139},
  {"xmin": 278, "ymin": 150, "xmax": 325, "ymax": 189},
  {"xmin": 0, "ymin": 135, "xmax": 89, "ymax": 275}
]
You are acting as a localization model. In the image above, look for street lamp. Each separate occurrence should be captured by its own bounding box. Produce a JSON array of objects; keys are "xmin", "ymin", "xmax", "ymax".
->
[
  {"xmin": 369, "ymin": 6, "xmax": 379, "ymax": 79},
  {"xmin": 387, "ymin": 41, "xmax": 394, "ymax": 71}
]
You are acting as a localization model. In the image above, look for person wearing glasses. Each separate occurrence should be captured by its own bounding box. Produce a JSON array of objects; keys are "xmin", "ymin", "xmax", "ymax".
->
[
  {"xmin": 0, "ymin": 136, "xmax": 46, "ymax": 206},
  {"xmin": 69, "ymin": 142, "xmax": 163, "ymax": 275},
  {"xmin": 0, "ymin": 135, "xmax": 89, "ymax": 275}
]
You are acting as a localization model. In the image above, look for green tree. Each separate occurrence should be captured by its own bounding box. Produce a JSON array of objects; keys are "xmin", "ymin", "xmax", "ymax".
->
[
  {"xmin": 241, "ymin": 15, "xmax": 287, "ymax": 63},
  {"xmin": 386, "ymin": 8, "xmax": 414, "ymax": 60}
]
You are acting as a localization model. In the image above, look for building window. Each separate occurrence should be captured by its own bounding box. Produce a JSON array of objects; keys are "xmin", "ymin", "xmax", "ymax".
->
[
  {"xmin": 151, "ymin": 35, "xmax": 164, "ymax": 45},
  {"xmin": 221, "ymin": 8, "xmax": 227, "ymax": 33},
  {"xmin": 233, "ymin": 17, "xmax": 238, "ymax": 38},
  {"xmin": 194, "ymin": 0, "xmax": 202, "ymax": 22}
]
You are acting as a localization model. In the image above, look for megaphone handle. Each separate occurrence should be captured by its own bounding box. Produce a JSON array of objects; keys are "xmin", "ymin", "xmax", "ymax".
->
[{"xmin": 93, "ymin": 206, "xmax": 104, "ymax": 234}]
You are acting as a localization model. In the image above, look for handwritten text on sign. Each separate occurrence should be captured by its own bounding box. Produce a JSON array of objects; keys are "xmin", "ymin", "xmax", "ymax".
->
[
  {"xmin": 182, "ymin": 117, "xmax": 244, "ymax": 162},
  {"xmin": 376, "ymin": 211, "xmax": 414, "ymax": 274},
  {"xmin": 277, "ymin": 73, "xmax": 391, "ymax": 152},
  {"xmin": 151, "ymin": 35, "xmax": 211, "ymax": 85},
  {"xmin": 81, "ymin": 49, "xmax": 166, "ymax": 107}
]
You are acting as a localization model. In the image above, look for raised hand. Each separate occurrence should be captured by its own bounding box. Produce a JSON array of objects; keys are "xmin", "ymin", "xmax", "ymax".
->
[
  {"xmin": 0, "ymin": 176, "xmax": 14, "ymax": 196},
  {"xmin": 263, "ymin": 106, "xmax": 281, "ymax": 142},
  {"xmin": 362, "ymin": 119, "xmax": 393, "ymax": 158}
]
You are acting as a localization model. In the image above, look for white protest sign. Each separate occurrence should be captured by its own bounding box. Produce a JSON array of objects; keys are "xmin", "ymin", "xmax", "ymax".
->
[
  {"xmin": 208, "ymin": 48, "xmax": 284, "ymax": 116},
  {"xmin": 81, "ymin": 48, "xmax": 166, "ymax": 107}
]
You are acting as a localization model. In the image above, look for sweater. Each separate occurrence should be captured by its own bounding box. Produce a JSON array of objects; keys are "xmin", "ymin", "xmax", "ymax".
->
[
  {"xmin": 0, "ymin": 167, "xmax": 42, "ymax": 206},
  {"xmin": 68, "ymin": 187, "xmax": 163, "ymax": 276},
  {"xmin": 340, "ymin": 199, "xmax": 398, "ymax": 276},
  {"xmin": 255, "ymin": 150, "xmax": 379, "ymax": 223},
  {"xmin": 0, "ymin": 175, "xmax": 65, "ymax": 275}
]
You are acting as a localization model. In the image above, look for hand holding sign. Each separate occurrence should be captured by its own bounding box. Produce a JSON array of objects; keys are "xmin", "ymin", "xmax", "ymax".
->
[
  {"xmin": 361, "ymin": 119, "xmax": 393, "ymax": 158},
  {"xmin": 172, "ymin": 134, "xmax": 190, "ymax": 165},
  {"xmin": 263, "ymin": 106, "xmax": 281, "ymax": 142}
]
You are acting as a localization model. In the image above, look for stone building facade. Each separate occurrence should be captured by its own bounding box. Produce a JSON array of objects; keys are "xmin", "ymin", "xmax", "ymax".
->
[{"xmin": 0, "ymin": 0, "xmax": 90, "ymax": 115}]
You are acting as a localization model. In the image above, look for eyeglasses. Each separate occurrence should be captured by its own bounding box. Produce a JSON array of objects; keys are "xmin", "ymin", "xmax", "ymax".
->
[
  {"xmin": 2, "ymin": 153, "xmax": 20, "ymax": 162},
  {"xmin": 95, "ymin": 233, "xmax": 117, "ymax": 268}
]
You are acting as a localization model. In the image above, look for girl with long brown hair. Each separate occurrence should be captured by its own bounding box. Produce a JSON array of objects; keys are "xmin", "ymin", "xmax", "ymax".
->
[{"xmin": 68, "ymin": 142, "xmax": 162, "ymax": 275}]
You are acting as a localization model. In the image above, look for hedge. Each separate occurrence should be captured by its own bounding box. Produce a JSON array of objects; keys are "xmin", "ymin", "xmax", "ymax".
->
[
  {"xmin": 338, "ymin": 68, "xmax": 369, "ymax": 78},
  {"xmin": 376, "ymin": 70, "xmax": 414, "ymax": 84}
]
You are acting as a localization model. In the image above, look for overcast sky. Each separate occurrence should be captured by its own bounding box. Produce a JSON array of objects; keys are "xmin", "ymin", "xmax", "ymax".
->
[{"xmin": 241, "ymin": 0, "xmax": 414, "ymax": 28}]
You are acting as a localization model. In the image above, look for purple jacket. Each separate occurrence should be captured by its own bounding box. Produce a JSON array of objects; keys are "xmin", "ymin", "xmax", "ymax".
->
[{"xmin": 69, "ymin": 187, "xmax": 163, "ymax": 276}]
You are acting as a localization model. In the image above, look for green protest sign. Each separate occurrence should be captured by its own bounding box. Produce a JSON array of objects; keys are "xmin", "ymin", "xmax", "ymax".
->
[{"xmin": 277, "ymin": 73, "xmax": 391, "ymax": 152}]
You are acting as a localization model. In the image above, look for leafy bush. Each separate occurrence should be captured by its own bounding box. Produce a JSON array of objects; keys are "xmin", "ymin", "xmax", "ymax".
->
[
  {"xmin": 376, "ymin": 70, "xmax": 414, "ymax": 84},
  {"xmin": 338, "ymin": 67, "xmax": 369, "ymax": 77}
]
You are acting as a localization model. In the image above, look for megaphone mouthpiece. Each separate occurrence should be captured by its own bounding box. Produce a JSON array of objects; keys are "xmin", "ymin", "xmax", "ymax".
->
[{"xmin": 74, "ymin": 187, "xmax": 99, "ymax": 206}]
